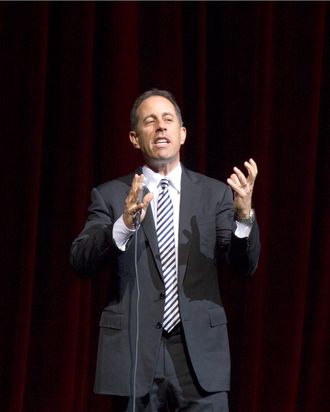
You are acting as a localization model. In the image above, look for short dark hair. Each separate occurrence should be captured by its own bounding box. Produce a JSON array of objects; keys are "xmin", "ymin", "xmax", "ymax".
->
[{"xmin": 130, "ymin": 88, "xmax": 183, "ymax": 131}]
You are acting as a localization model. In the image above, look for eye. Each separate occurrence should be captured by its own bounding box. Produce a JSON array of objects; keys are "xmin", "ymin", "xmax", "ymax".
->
[
  {"xmin": 165, "ymin": 117, "xmax": 173, "ymax": 123},
  {"xmin": 145, "ymin": 118, "xmax": 155, "ymax": 125}
]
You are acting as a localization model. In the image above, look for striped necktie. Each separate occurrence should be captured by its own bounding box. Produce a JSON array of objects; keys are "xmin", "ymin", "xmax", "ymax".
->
[{"xmin": 156, "ymin": 179, "xmax": 180, "ymax": 332}]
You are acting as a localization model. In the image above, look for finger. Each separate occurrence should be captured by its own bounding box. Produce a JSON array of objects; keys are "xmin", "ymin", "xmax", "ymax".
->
[
  {"xmin": 249, "ymin": 158, "xmax": 258, "ymax": 172},
  {"xmin": 125, "ymin": 175, "xmax": 142, "ymax": 216},
  {"xmin": 136, "ymin": 192, "xmax": 153, "ymax": 210},
  {"xmin": 126, "ymin": 203, "xmax": 139, "ymax": 217},
  {"xmin": 230, "ymin": 173, "xmax": 241, "ymax": 186},
  {"xmin": 133, "ymin": 192, "xmax": 153, "ymax": 223},
  {"xmin": 233, "ymin": 167, "xmax": 247, "ymax": 186},
  {"xmin": 143, "ymin": 192, "xmax": 153, "ymax": 205},
  {"xmin": 129, "ymin": 174, "xmax": 139, "ymax": 196},
  {"xmin": 140, "ymin": 192, "xmax": 153, "ymax": 211},
  {"xmin": 243, "ymin": 162, "xmax": 254, "ymax": 183},
  {"xmin": 137, "ymin": 173, "xmax": 145, "ymax": 191},
  {"xmin": 244, "ymin": 159, "xmax": 258, "ymax": 179},
  {"xmin": 130, "ymin": 174, "xmax": 145, "ymax": 203},
  {"xmin": 133, "ymin": 174, "xmax": 144, "ymax": 193},
  {"xmin": 227, "ymin": 177, "xmax": 247, "ymax": 196}
]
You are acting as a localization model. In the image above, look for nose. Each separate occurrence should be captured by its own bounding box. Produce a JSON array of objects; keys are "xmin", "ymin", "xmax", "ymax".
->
[{"xmin": 156, "ymin": 119, "xmax": 167, "ymax": 130}]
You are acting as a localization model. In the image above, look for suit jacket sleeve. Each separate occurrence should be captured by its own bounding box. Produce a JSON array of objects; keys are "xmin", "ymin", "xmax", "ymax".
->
[
  {"xmin": 213, "ymin": 182, "xmax": 260, "ymax": 276},
  {"xmin": 70, "ymin": 184, "xmax": 123, "ymax": 276}
]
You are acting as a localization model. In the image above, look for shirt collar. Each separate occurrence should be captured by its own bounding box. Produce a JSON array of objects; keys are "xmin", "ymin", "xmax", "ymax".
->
[{"xmin": 142, "ymin": 163, "xmax": 182, "ymax": 194}]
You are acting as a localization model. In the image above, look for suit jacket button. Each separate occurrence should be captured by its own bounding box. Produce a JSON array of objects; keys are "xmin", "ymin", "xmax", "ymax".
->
[
  {"xmin": 155, "ymin": 322, "xmax": 162, "ymax": 329},
  {"xmin": 160, "ymin": 292, "xmax": 165, "ymax": 299}
]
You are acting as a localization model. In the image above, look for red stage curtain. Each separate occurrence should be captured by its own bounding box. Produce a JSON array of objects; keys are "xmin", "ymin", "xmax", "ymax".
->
[{"xmin": 1, "ymin": 2, "xmax": 329, "ymax": 411}]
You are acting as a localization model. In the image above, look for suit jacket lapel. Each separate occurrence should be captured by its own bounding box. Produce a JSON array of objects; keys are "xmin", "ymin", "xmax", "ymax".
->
[
  {"xmin": 141, "ymin": 202, "xmax": 163, "ymax": 276},
  {"xmin": 178, "ymin": 167, "xmax": 199, "ymax": 286}
]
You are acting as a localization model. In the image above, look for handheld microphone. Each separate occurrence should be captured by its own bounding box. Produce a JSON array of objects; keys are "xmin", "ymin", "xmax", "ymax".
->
[{"xmin": 135, "ymin": 177, "xmax": 149, "ymax": 228}]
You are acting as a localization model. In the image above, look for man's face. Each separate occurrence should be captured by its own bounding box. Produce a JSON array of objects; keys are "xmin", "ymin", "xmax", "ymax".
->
[{"xmin": 129, "ymin": 96, "xmax": 186, "ymax": 171}]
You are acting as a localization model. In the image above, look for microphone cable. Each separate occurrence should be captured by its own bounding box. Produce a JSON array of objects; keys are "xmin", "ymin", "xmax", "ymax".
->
[
  {"xmin": 131, "ymin": 177, "xmax": 148, "ymax": 412},
  {"xmin": 132, "ymin": 222, "xmax": 140, "ymax": 412}
]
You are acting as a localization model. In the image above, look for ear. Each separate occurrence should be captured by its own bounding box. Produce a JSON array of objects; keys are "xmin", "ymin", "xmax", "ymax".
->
[
  {"xmin": 129, "ymin": 131, "xmax": 140, "ymax": 149},
  {"xmin": 180, "ymin": 127, "xmax": 187, "ymax": 145}
]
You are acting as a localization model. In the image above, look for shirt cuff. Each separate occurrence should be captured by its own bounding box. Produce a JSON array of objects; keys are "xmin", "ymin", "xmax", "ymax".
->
[
  {"xmin": 234, "ymin": 220, "xmax": 252, "ymax": 238},
  {"xmin": 113, "ymin": 215, "xmax": 136, "ymax": 251}
]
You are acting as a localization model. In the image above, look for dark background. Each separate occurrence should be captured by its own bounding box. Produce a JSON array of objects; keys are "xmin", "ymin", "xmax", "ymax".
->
[{"xmin": 1, "ymin": 2, "xmax": 329, "ymax": 411}]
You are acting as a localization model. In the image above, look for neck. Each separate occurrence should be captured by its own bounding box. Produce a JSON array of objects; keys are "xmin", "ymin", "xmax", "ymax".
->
[{"xmin": 144, "ymin": 158, "xmax": 180, "ymax": 176}]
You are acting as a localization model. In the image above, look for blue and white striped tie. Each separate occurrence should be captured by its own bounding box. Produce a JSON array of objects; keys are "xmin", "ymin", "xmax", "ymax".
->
[{"xmin": 156, "ymin": 179, "xmax": 180, "ymax": 332}]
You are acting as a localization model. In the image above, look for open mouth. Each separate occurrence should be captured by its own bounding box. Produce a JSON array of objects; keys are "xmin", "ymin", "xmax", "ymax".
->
[{"xmin": 154, "ymin": 137, "xmax": 170, "ymax": 146}]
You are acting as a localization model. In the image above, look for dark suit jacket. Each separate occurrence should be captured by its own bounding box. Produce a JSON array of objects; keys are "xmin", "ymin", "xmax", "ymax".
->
[{"xmin": 70, "ymin": 166, "xmax": 260, "ymax": 397}]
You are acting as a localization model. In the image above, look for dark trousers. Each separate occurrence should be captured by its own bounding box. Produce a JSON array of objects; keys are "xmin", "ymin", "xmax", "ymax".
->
[{"xmin": 112, "ymin": 325, "xmax": 228, "ymax": 412}]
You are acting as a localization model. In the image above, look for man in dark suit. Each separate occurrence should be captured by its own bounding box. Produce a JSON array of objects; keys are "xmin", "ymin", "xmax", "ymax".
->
[{"xmin": 70, "ymin": 89, "xmax": 260, "ymax": 411}]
